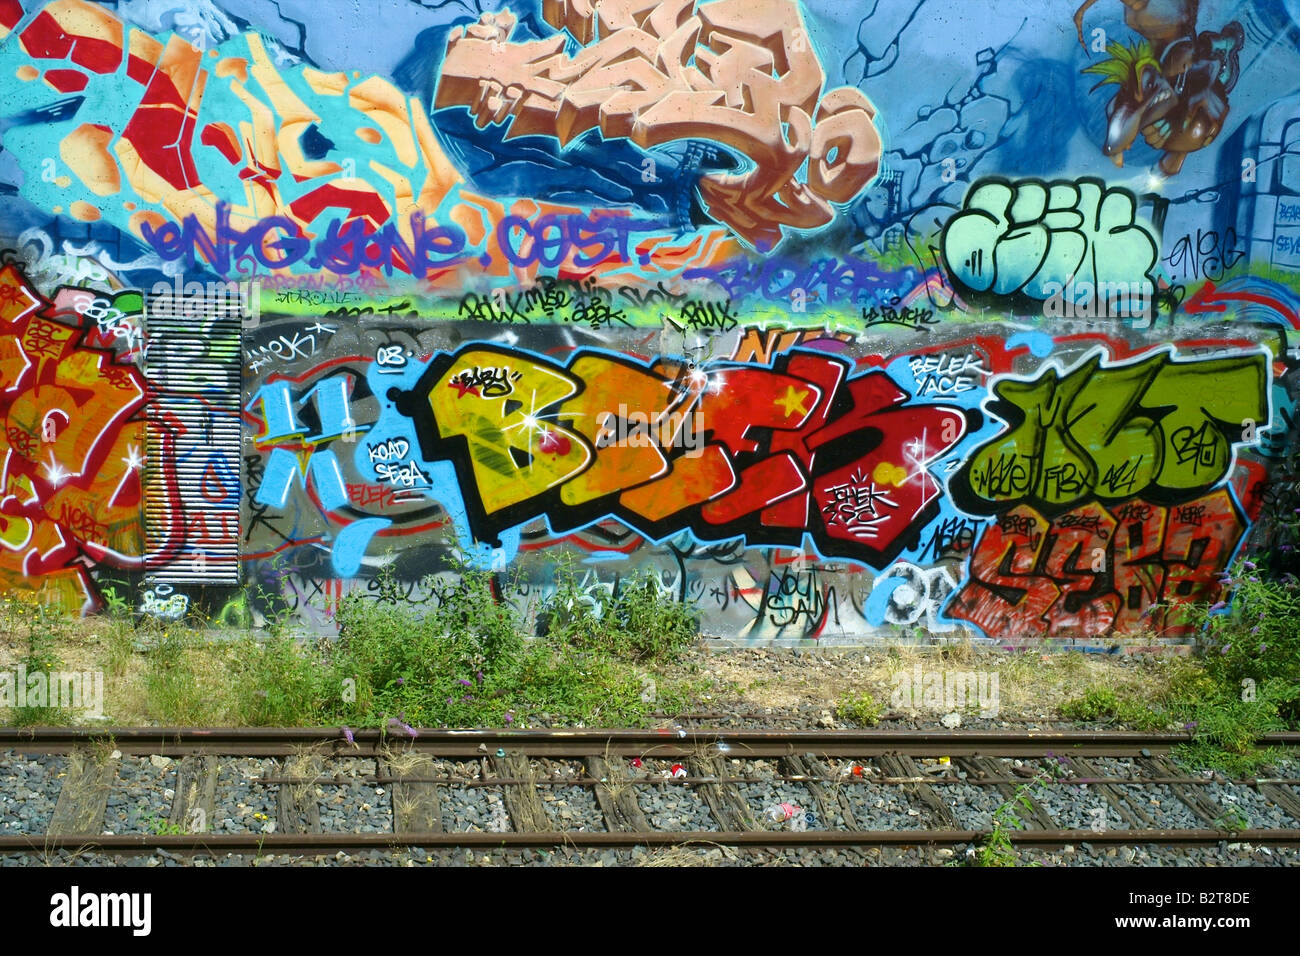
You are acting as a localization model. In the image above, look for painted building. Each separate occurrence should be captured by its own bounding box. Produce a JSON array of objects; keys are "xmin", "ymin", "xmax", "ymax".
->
[{"xmin": 0, "ymin": 0, "xmax": 1296, "ymax": 646}]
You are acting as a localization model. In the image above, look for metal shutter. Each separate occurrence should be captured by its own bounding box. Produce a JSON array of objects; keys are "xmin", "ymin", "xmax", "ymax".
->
[{"xmin": 142, "ymin": 286, "xmax": 243, "ymax": 585}]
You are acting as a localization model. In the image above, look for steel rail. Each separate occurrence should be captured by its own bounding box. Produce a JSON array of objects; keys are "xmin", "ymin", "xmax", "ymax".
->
[
  {"xmin": 246, "ymin": 774, "xmax": 1280, "ymax": 787},
  {"xmin": 2, "ymin": 829, "xmax": 1298, "ymax": 855},
  {"xmin": 4, "ymin": 727, "xmax": 1299, "ymax": 757}
]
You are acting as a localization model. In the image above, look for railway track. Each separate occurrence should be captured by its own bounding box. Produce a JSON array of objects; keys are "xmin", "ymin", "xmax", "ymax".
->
[{"xmin": 3, "ymin": 727, "xmax": 1300, "ymax": 860}]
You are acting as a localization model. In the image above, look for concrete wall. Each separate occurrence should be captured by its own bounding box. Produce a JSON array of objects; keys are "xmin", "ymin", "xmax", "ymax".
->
[{"xmin": 0, "ymin": 0, "xmax": 1297, "ymax": 647}]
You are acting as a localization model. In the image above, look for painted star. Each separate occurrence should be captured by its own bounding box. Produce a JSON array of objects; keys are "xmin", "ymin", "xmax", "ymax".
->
[
  {"xmin": 773, "ymin": 385, "xmax": 810, "ymax": 418},
  {"xmin": 120, "ymin": 444, "xmax": 142, "ymax": 473},
  {"xmin": 42, "ymin": 451, "xmax": 69, "ymax": 487}
]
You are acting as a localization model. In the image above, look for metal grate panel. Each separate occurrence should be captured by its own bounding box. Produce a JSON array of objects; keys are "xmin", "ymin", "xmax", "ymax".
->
[{"xmin": 142, "ymin": 289, "xmax": 243, "ymax": 585}]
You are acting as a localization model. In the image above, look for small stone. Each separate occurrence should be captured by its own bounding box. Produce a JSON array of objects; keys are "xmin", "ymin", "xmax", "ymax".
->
[
  {"xmin": 149, "ymin": 755, "xmax": 172, "ymax": 770},
  {"xmin": 941, "ymin": 712, "xmax": 961, "ymax": 729}
]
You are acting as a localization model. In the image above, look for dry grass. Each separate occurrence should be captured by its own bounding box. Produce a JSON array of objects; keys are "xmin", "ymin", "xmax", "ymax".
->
[
  {"xmin": 665, "ymin": 643, "xmax": 1193, "ymax": 723},
  {"xmin": 635, "ymin": 843, "xmax": 731, "ymax": 866},
  {"xmin": 594, "ymin": 740, "xmax": 634, "ymax": 806},
  {"xmin": 0, "ymin": 613, "xmax": 243, "ymax": 725},
  {"xmin": 380, "ymin": 747, "xmax": 429, "ymax": 776},
  {"xmin": 281, "ymin": 752, "xmax": 326, "ymax": 813}
]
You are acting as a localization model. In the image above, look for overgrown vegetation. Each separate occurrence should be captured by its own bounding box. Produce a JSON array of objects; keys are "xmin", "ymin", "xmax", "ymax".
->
[
  {"xmin": 1196, "ymin": 560, "xmax": 1300, "ymax": 719},
  {"xmin": 0, "ymin": 557, "xmax": 705, "ymax": 730},
  {"xmin": 0, "ymin": 598, "xmax": 75, "ymax": 725},
  {"xmin": 304, "ymin": 557, "xmax": 702, "ymax": 729},
  {"xmin": 1059, "ymin": 685, "xmax": 1166, "ymax": 730},
  {"xmin": 1059, "ymin": 557, "xmax": 1300, "ymax": 774},
  {"xmin": 541, "ymin": 554, "xmax": 699, "ymax": 663},
  {"xmin": 2, "ymin": 535, "xmax": 1297, "ymax": 780}
]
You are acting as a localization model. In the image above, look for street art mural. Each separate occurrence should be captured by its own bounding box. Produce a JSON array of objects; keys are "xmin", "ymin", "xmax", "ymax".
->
[
  {"xmin": 0, "ymin": 261, "xmax": 150, "ymax": 611},
  {"xmin": 1, "ymin": 0, "xmax": 1300, "ymax": 648}
]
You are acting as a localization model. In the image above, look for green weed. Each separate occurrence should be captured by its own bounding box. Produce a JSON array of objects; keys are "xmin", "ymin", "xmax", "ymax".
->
[
  {"xmin": 0, "ymin": 598, "xmax": 75, "ymax": 725},
  {"xmin": 144, "ymin": 815, "xmax": 187, "ymax": 836},
  {"xmin": 142, "ymin": 631, "xmax": 225, "ymax": 725},
  {"xmin": 214, "ymin": 556, "xmax": 707, "ymax": 729},
  {"xmin": 968, "ymin": 763, "xmax": 1061, "ymax": 867},
  {"xmin": 836, "ymin": 691, "xmax": 881, "ymax": 726},
  {"xmin": 1212, "ymin": 804, "xmax": 1251, "ymax": 834},
  {"xmin": 1059, "ymin": 686, "xmax": 1164, "ymax": 730},
  {"xmin": 543, "ymin": 555, "xmax": 698, "ymax": 663}
]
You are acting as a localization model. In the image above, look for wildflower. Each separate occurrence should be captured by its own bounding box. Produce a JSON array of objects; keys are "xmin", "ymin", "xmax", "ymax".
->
[
  {"xmin": 1184, "ymin": 722, "xmax": 1197, "ymax": 731},
  {"xmin": 342, "ymin": 727, "xmax": 355, "ymax": 745},
  {"xmin": 1243, "ymin": 561, "xmax": 1257, "ymax": 571},
  {"xmin": 1221, "ymin": 644, "xmax": 1232, "ymax": 654},
  {"xmin": 1250, "ymin": 626, "xmax": 1260, "ymax": 634},
  {"xmin": 457, "ymin": 679, "xmax": 472, "ymax": 687},
  {"xmin": 1259, "ymin": 644, "xmax": 1268, "ymax": 653},
  {"xmin": 504, "ymin": 712, "xmax": 513, "ymax": 724},
  {"xmin": 396, "ymin": 677, "xmax": 405, "ymax": 686},
  {"xmin": 1209, "ymin": 601, "xmax": 1228, "ymax": 612},
  {"xmin": 387, "ymin": 717, "xmax": 417, "ymax": 737}
]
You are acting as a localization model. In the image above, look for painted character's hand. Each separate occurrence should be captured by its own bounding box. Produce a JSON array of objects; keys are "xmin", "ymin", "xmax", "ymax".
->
[{"xmin": 1142, "ymin": 118, "xmax": 1173, "ymax": 149}]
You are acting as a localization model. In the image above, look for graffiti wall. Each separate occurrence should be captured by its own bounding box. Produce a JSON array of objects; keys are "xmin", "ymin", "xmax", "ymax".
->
[{"xmin": 0, "ymin": 0, "xmax": 1298, "ymax": 646}]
